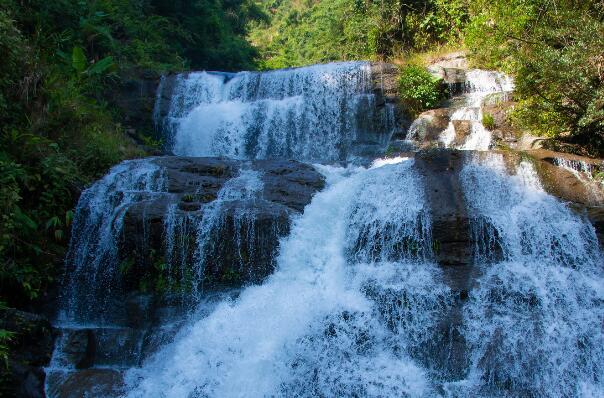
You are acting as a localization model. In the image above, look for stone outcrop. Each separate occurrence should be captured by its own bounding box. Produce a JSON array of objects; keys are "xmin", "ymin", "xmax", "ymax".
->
[
  {"xmin": 523, "ymin": 149, "xmax": 604, "ymax": 245},
  {"xmin": 480, "ymin": 93, "xmax": 523, "ymax": 148},
  {"xmin": 0, "ymin": 308, "xmax": 55, "ymax": 398},
  {"xmin": 46, "ymin": 369, "xmax": 125, "ymax": 398},
  {"xmin": 524, "ymin": 149, "xmax": 604, "ymax": 206},
  {"xmin": 121, "ymin": 157, "xmax": 325, "ymax": 291},
  {"xmin": 369, "ymin": 62, "xmax": 410, "ymax": 139},
  {"xmin": 408, "ymin": 108, "xmax": 450, "ymax": 144},
  {"xmin": 415, "ymin": 150, "xmax": 473, "ymax": 268},
  {"xmin": 427, "ymin": 52, "xmax": 469, "ymax": 95}
]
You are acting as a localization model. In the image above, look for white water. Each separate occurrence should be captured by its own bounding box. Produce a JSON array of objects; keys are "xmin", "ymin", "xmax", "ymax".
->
[
  {"xmin": 439, "ymin": 70, "xmax": 514, "ymax": 150},
  {"xmin": 554, "ymin": 157, "xmax": 604, "ymax": 184},
  {"xmin": 60, "ymin": 159, "xmax": 167, "ymax": 324},
  {"xmin": 450, "ymin": 153, "xmax": 604, "ymax": 397},
  {"xmin": 156, "ymin": 62, "xmax": 395, "ymax": 161},
  {"xmin": 122, "ymin": 160, "xmax": 451, "ymax": 397},
  {"xmin": 53, "ymin": 61, "xmax": 604, "ymax": 398}
]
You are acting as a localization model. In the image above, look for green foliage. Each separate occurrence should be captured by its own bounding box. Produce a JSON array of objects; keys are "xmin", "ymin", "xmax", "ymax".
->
[
  {"xmin": 482, "ymin": 113, "xmax": 495, "ymax": 130},
  {"xmin": 249, "ymin": 0, "xmax": 469, "ymax": 69},
  {"xmin": 398, "ymin": 65, "xmax": 446, "ymax": 115},
  {"xmin": 0, "ymin": 0, "xmax": 262, "ymax": 307},
  {"xmin": 0, "ymin": 302, "xmax": 12, "ymax": 369},
  {"xmin": 466, "ymin": 0, "xmax": 604, "ymax": 155}
]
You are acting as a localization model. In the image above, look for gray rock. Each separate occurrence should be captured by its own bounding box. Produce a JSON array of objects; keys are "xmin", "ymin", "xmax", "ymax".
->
[
  {"xmin": 409, "ymin": 108, "xmax": 450, "ymax": 143},
  {"xmin": 62, "ymin": 329, "xmax": 95, "ymax": 369},
  {"xmin": 110, "ymin": 70, "xmax": 162, "ymax": 149},
  {"xmin": 415, "ymin": 149, "xmax": 473, "ymax": 267}
]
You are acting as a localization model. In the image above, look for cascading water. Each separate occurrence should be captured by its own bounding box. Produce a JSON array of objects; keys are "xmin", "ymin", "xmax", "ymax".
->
[
  {"xmin": 60, "ymin": 159, "xmax": 167, "ymax": 324},
  {"xmin": 186, "ymin": 168, "xmax": 265, "ymax": 299},
  {"xmin": 60, "ymin": 160, "xmax": 274, "ymax": 325},
  {"xmin": 439, "ymin": 70, "xmax": 514, "ymax": 150},
  {"xmin": 155, "ymin": 62, "xmax": 396, "ymax": 161},
  {"xmin": 122, "ymin": 159, "xmax": 453, "ymax": 397},
  {"xmin": 49, "ymin": 60, "xmax": 604, "ymax": 398},
  {"xmin": 450, "ymin": 153, "xmax": 604, "ymax": 397}
]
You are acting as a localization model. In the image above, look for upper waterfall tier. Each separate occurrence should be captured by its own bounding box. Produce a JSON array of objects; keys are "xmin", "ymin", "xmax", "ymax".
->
[{"xmin": 153, "ymin": 62, "xmax": 400, "ymax": 162}]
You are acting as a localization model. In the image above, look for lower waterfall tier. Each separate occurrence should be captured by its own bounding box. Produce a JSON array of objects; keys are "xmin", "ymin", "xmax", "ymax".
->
[{"xmin": 45, "ymin": 149, "xmax": 604, "ymax": 398}]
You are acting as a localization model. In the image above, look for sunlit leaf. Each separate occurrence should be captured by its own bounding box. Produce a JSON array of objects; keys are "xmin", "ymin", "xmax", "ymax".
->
[{"xmin": 71, "ymin": 46, "xmax": 87, "ymax": 73}]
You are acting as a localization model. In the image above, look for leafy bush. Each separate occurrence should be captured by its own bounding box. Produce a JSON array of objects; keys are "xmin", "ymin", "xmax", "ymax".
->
[
  {"xmin": 249, "ymin": 0, "xmax": 469, "ymax": 69},
  {"xmin": 482, "ymin": 113, "xmax": 495, "ymax": 130},
  {"xmin": 398, "ymin": 65, "xmax": 447, "ymax": 115},
  {"xmin": 466, "ymin": 0, "xmax": 604, "ymax": 156}
]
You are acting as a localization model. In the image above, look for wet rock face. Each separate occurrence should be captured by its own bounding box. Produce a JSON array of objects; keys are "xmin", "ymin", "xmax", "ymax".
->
[
  {"xmin": 0, "ymin": 308, "xmax": 55, "ymax": 398},
  {"xmin": 523, "ymin": 150, "xmax": 604, "ymax": 206},
  {"xmin": 120, "ymin": 157, "xmax": 325, "ymax": 292},
  {"xmin": 369, "ymin": 62, "xmax": 411, "ymax": 140},
  {"xmin": 409, "ymin": 108, "xmax": 450, "ymax": 144},
  {"xmin": 427, "ymin": 52, "xmax": 469, "ymax": 96},
  {"xmin": 46, "ymin": 369, "xmax": 125, "ymax": 398},
  {"xmin": 415, "ymin": 149, "xmax": 473, "ymax": 268},
  {"xmin": 523, "ymin": 149, "xmax": 604, "ymax": 245},
  {"xmin": 480, "ymin": 95, "xmax": 520, "ymax": 147},
  {"xmin": 109, "ymin": 69, "xmax": 162, "ymax": 147}
]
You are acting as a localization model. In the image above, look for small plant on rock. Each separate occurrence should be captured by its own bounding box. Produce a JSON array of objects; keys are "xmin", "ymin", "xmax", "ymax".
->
[{"xmin": 482, "ymin": 113, "xmax": 496, "ymax": 130}]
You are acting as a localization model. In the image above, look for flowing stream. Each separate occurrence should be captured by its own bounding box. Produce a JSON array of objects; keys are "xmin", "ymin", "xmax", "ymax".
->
[{"xmin": 48, "ymin": 61, "xmax": 603, "ymax": 398}]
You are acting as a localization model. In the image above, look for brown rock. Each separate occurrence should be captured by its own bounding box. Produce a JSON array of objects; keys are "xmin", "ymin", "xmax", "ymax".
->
[
  {"xmin": 409, "ymin": 108, "xmax": 450, "ymax": 144},
  {"xmin": 452, "ymin": 120, "xmax": 472, "ymax": 146}
]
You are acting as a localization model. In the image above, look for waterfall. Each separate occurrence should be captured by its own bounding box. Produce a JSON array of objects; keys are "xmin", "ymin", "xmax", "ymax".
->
[
  {"xmin": 49, "ymin": 60, "xmax": 604, "ymax": 398},
  {"xmin": 60, "ymin": 159, "xmax": 276, "ymax": 325},
  {"xmin": 122, "ymin": 159, "xmax": 452, "ymax": 397},
  {"xmin": 451, "ymin": 153, "xmax": 604, "ymax": 397},
  {"xmin": 60, "ymin": 159, "xmax": 168, "ymax": 324},
  {"xmin": 155, "ymin": 62, "xmax": 395, "ymax": 161},
  {"xmin": 440, "ymin": 70, "xmax": 514, "ymax": 150}
]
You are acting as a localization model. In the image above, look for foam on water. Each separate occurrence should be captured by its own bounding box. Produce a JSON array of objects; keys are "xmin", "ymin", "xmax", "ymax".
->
[
  {"xmin": 122, "ymin": 160, "xmax": 451, "ymax": 397},
  {"xmin": 156, "ymin": 62, "xmax": 395, "ymax": 161},
  {"xmin": 60, "ymin": 159, "xmax": 167, "ymax": 324},
  {"xmin": 452, "ymin": 153, "xmax": 604, "ymax": 397}
]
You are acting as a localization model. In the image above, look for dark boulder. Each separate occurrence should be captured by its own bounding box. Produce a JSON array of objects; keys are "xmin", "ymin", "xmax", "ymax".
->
[
  {"xmin": 415, "ymin": 149, "xmax": 473, "ymax": 268},
  {"xmin": 109, "ymin": 69, "xmax": 163, "ymax": 151},
  {"xmin": 0, "ymin": 308, "xmax": 55, "ymax": 398}
]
